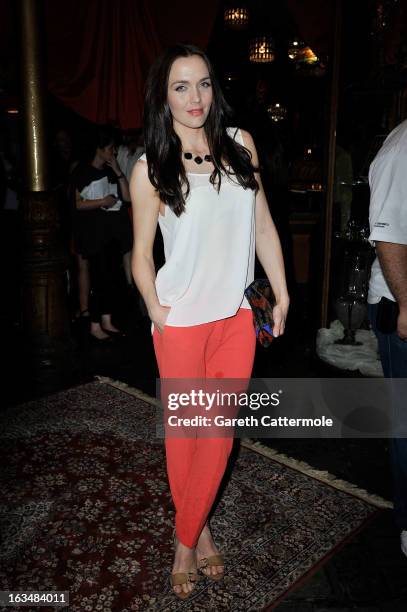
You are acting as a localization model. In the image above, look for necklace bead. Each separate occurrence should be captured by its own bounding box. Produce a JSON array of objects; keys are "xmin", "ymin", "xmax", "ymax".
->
[{"xmin": 183, "ymin": 152, "xmax": 212, "ymax": 165}]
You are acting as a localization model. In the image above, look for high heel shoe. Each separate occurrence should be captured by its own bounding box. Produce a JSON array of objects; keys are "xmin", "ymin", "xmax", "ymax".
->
[{"xmin": 170, "ymin": 528, "xmax": 198, "ymax": 600}]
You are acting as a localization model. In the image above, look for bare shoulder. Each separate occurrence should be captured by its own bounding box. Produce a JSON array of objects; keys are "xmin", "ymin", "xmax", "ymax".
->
[
  {"xmin": 129, "ymin": 158, "xmax": 161, "ymax": 220},
  {"xmin": 129, "ymin": 158, "xmax": 157, "ymax": 198},
  {"xmin": 130, "ymin": 157, "xmax": 148, "ymax": 183},
  {"xmin": 239, "ymin": 129, "xmax": 255, "ymax": 149},
  {"xmin": 238, "ymin": 129, "xmax": 258, "ymax": 164}
]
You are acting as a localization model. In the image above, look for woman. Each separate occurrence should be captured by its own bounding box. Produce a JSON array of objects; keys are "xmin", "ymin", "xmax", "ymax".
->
[
  {"xmin": 72, "ymin": 126, "xmax": 132, "ymax": 340},
  {"xmin": 130, "ymin": 44, "xmax": 289, "ymax": 599}
]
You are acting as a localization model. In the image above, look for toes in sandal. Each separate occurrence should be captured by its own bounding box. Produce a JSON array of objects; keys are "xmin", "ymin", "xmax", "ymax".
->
[
  {"xmin": 198, "ymin": 554, "xmax": 224, "ymax": 581},
  {"xmin": 170, "ymin": 571, "xmax": 198, "ymax": 600}
]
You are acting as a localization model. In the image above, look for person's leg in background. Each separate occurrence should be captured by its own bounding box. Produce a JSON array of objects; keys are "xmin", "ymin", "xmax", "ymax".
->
[
  {"xmin": 114, "ymin": 209, "xmax": 133, "ymax": 288},
  {"xmin": 87, "ymin": 248, "xmax": 110, "ymax": 340},
  {"xmin": 76, "ymin": 253, "xmax": 90, "ymax": 317},
  {"xmin": 87, "ymin": 242, "xmax": 120, "ymax": 339},
  {"xmin": 99, "ymin": 240, "xmax": 124, "ymax": 335},
  {"xmin": 369, "ymin": 303, "xmax": 407, "ymax": 554}
]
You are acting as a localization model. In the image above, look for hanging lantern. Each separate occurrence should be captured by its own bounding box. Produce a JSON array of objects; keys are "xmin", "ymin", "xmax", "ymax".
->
[
  {"xmin": 301, "ymin": 47, "xmax": 319, "ymax": 65},
  {"xmin": 288, "ymin": 38, "xmax": 319, "ymax": 65},
  {"xmin": 288, "ymin": 38, "xmax": 302, "ymax": 61},
  {"xmin": 249, "ymin": 37, "xmax": 275, "ymax": 63},
  {"xmin": 267, "ymin": 102, "xmax": 287, "ymax": 123},
  {"xmin": 224, "ymin": 7, "xmax": 249, "ymax": 30}
]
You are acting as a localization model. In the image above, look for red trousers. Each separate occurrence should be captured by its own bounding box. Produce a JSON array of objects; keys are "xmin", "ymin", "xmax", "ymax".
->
[{"xmin": 153, "ymin": 308, "xmax": 256, "ymax": 547}]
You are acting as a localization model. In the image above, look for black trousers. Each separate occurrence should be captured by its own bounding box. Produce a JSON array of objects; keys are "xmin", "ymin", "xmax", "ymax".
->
[{"xmin": 87, "ymin": 241, "xmax": 116, "ymax": 324}]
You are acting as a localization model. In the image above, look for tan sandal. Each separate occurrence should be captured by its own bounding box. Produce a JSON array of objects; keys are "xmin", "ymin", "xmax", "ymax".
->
[
  {"xmin": 170, "ymin": 528, "xmax": 198, "ymax": 599},
  {"xmin": 198, "ymin": 554, "xmax": 225, "ymax": 581},
  {"xmin": 170, "ymin": 571, "xmax": 198, "ymax": 600}
]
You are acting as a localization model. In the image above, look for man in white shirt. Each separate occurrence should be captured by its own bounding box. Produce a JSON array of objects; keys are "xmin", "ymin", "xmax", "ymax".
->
[{"xmin": 368, "ymin": 119, "xmax": 407, "ymax": 557}]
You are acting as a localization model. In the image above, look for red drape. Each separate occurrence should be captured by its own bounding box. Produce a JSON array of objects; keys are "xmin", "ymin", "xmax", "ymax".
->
[
  {"xmin": 382, "ymin": 1, "xmax": 407, "ymax": 65},
  {"xmin": 45, "ymin": 0, "xmax": 220, "ymax": 129},
  {"xmin": 150, "ymin": 0, "xmax": 220, "ymax": 50},
  {"xmin": 286, "ymin": 0, "xmax": 334, "ymax": 60}
]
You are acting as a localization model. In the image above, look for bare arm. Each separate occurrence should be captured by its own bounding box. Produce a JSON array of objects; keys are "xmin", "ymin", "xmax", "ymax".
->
[
  {"xmin": 117, "ymin": 175, "xmax": 130, "ymax": 201},
  {"xmin": 75, "ymin": 189, "xmax": 117, "ymax": 211},
  {"xmin": 106, "ymin": 156, "xmax": 131, "ymax": 201},
  {"xmin": 376, "ymin": 241, "xmax": 407, "ymax": 339},
  {"xmin": 241, "ymin": 129, "xmax": 289, "ymax": 337},
  {"xmin": 129, "ymin": 160, "xmax": 170, "ymax": 333}
]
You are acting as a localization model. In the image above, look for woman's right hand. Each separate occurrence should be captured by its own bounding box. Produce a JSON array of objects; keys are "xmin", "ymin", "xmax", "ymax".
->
[
  {"xmin": 102, "ymin": 195, "xmax": 118, "ymax": 208},
  {"xmin": 150, "ymin": 304, "xmax": 171, "ymax": 334}
]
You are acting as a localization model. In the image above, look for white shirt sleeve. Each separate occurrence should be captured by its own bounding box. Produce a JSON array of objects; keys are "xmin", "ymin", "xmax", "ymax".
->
[{"xmin": 368, "ymin": 149, "xmax": 407, "ymax": 246}]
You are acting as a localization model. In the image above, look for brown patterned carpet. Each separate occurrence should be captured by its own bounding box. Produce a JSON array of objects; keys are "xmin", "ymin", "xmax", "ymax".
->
[{"xmin": 0, "ymin": 380, "xmax": 384, "ymax": 611}]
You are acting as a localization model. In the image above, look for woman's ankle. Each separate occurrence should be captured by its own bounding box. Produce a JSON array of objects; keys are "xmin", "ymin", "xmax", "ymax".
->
[
  {"xmin": 101, "ymin": 314, "xmax": 112, "ymax": 327},
  {"xmin": 90, "ymin": 323, "xmax": 109, "ymax": 339}
]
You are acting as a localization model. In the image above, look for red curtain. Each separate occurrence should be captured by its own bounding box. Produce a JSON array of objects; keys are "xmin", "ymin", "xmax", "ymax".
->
[
  {"xmin": 382, "ymin": 1, "xmax": 407, "ymax": 65},
  {"xmin": 150, "ymin": 0, "xmax": 220, "ymax": 50},
  {"xmin": 44, "ymin": 0, "xmax": 220, "ymax": 129},
  {"xmin": 286, "ymin": 0, "xmax": 334, "ymax": 60}
]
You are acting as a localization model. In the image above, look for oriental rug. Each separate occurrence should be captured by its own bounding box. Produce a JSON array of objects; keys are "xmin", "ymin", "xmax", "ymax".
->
[{"xmin": 0, "ymin": 379, "xmax": 390, "ymax": 611}]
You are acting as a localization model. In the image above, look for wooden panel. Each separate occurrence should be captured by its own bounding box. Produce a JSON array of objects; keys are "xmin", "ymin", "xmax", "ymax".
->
[
  {"xmin": 292, "ymin": 233, "xmax": 311, "ymax": 284},
  {"xmin": 289, "ymin": 213, "xmax": 320, "ymax": 284}
]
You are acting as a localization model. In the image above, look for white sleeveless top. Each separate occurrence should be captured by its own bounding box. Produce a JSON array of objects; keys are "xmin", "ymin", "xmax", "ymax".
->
[{"xmin": 141, "ymin": 127, "xmax": 255, "ymax": 327}]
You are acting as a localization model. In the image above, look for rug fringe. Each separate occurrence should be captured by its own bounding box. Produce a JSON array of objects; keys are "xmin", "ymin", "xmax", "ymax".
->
[
  {"xmin": 96, "ymin": 376, "xmax": 393, "ymax": 511},
  {"xmin": 95, "ymin": 375, "xmax": 161, "ymax": 407},
  {"xmin": 241, "ymin": 438, "xmax": 393, "ymax": 510}
]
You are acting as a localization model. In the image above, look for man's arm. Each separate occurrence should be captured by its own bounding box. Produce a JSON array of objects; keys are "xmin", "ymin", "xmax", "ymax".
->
[
  {"xmin": 75, "ymin": 189, "xmax": 117, "ymax": 211},
  {"xmin": 376, "ymin": 241, "xmax": 407, "ymax": 339}
]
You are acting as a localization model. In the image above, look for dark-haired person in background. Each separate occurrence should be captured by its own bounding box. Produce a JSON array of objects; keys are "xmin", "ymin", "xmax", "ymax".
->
[
  {"xmin": 72, "ymin": 126, "xmax": 132, "ymax": 340},
  {"xmin": 130, "ymin": 44, "xmax": 289, "ymax": 599}
]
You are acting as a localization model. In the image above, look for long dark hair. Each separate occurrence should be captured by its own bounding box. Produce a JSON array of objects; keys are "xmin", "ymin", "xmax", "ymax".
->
[{"xmin": 144, "ymin": 43, "xmax": 258, "ymax": 216}]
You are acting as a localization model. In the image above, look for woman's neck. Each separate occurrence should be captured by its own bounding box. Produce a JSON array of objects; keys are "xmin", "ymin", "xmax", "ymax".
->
[{"xmin": 174, "ymin": 124, "xmax": 209, "ymax": 153}]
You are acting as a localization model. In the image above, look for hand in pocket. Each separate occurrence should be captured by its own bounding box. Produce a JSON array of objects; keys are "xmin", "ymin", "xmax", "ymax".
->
[{"xmin": 152, "ymin": 305, "xmax": 171, "ymax": 334}]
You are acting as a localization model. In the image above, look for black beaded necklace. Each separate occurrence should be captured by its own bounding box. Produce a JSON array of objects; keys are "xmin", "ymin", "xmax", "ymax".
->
[{"xmin": 183, "ymin": 152, "xmax": 212, "ymax": 165}]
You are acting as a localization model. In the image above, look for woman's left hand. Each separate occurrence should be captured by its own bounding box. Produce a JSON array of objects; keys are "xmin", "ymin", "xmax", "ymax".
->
[{"xmin": 272, "ymin": 300, "xmax": 289, "ymax": 338}]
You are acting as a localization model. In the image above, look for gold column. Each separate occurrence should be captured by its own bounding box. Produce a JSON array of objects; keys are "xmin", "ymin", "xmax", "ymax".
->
[
  {"xmin": 20, "ymin": 0, "xmax": 48, "ymax": 191},
  {"xmin": 321, "ymin": 0, "xmax": 342, "ymax": 327},
  {"xmin": 19, "ymin": 0, "xmax": 72, "ymax": 392}
]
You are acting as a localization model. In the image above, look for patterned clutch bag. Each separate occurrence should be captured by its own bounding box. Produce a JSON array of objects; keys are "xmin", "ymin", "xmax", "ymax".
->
[{"xmin": 244, "ymin": 279, "xmax": 276, "ymax": 347}]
